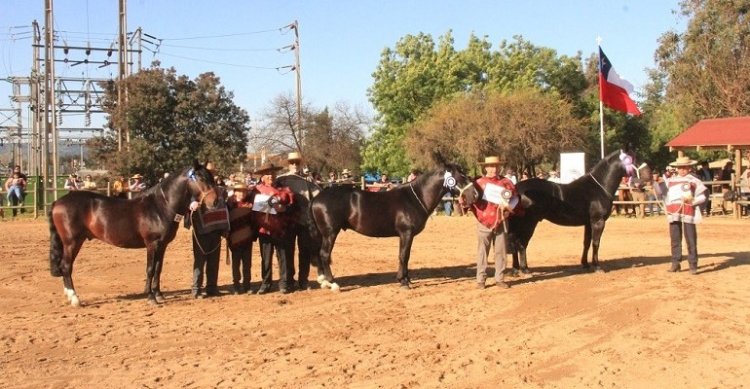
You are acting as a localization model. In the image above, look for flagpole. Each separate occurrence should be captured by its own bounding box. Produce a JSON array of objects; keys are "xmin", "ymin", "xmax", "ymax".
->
[
  {"xmin": 599, "ymin": 101, "xmax": 605, "ymax": 159},
  {"xmin": 596, "ymin": 37, "xmax": 605, "ymax": 159}
]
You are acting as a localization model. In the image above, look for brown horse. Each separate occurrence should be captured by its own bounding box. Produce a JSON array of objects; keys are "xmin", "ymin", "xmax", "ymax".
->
[
  {"xmin": 311, "ymin": 164, "xmax": 468, "ymax": 290},
  {"xmin": 48, "ymin": 162, "xmax": 218, "ymax": 306}
]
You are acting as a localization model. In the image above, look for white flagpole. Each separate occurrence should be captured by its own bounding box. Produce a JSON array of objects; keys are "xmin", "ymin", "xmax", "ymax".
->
[{"xmin": 597, "ymin": 37, "xmax": 605, "ymax": 159}]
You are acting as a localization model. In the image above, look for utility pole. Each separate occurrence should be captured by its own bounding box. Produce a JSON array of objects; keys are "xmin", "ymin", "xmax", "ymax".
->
[
  {"xmin": 118, "ymin": 0, "xmax": 128, "ymax": 150},
  {"xmin": 44, "ymin": 0, "xmax": 59, "ymax": 201},
  {"xmin": 292, "ymin": 20, "xmax": 303, "ymax": 155}
]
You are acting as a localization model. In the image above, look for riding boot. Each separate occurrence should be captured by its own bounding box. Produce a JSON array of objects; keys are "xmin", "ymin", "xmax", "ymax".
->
[{"xmin": 667, "ymin": 261, "xmax": 681, "ymax": 272}]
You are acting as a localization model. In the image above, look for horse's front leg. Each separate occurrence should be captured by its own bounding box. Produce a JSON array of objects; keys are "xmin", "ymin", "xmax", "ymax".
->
[
  {"xmin": 317, "ymin": 230, "xmax": 340, "ymax": 292},
  {"xmin": 151, "ymin": 243, "xmax": 168, "ymax": 303},
  {"xmin": 581, "ymin": 223, "xmax": 593, "ymax": 269},
  {"xmin": 396, "ymin": 232, "xmax": 415, "ymax": 289},
  {"xmin": 590, "ymin": 219, "xmax": 607, "ymax": 273},
  {"xmin": 144, "ymin": 244, "xmax": 158, "ymax": 304}
]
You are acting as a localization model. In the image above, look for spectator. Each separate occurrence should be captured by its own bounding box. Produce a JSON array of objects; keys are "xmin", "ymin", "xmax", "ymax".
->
[
  {"xmin": 4, "ymin": 168, "xmax": 27, "ymax": 216},
  {"xmin": 505, "ymin": 169, "xmax": 518, "ymax": 185},
  {"xmin": 129, "ymin": 174, "xmax": 147, "ymax": 194},
  {"xmin": 407, "ymin": 169, "xmax": 421, "ymax": 183},
  {"xmin": 547, "ymin": 170, "xmax": 561, "ymax": 184},
  {"xmin": 64, "ymin": 174, "xmax": 80, "ymax": 191},
  {"xmin": 82, "ymin": 175, "xmax": 97, "ymax": 190},
  {"xmin": 111, "ymin": 176, "xmax": 128, "ymax": 199},
  {"xmin": 520, "ymin": 171, "xmax": 530, "ymax": 181},
  {"xmin": 720, "ymin": 161, "xmax": 735, "ymax": 181},
  {"xmin": 375, "ymin": 173, "xmax": 393, "ymax": 192},
  {"xmin": 647, "ymin": 171, "xmax": 665, "ymax": 216},
  {"xmin": 630, "ymin": 174, "xmax": 647, "ymax": 218},
  {"xmin": 285, "ymin": 151, "xmax": 302, "ymax": 175}
]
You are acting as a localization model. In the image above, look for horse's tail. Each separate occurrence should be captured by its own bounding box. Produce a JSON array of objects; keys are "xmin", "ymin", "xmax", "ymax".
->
[{"xmin": 48, "ymin": 205, "xmax": 63, "ymax": 277}]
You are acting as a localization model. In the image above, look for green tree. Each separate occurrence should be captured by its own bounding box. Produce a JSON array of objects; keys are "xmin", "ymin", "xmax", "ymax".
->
[
  {"xmin": 365, "ymin": 33, "xmax": 589, "ymax": 175},
  {"xmin": 656, "ymin": 0, "xmax": 750, "ymax": 122},
  {"xmin": 95, "ymin": 65, "xmax": 250, "ymax": 181},
  {"xmin": 406, "ymin": 89, "xmax": 586, "ymax": 176}
]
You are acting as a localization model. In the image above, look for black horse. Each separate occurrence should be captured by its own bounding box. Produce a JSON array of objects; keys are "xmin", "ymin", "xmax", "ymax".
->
[
  {"xmin": 48, "ymin": 162, "xmax": 218, "ymax": 306},
  {"xmin": 463, "ymin": 150, "xmax": 650, "ymax": 273},
  {"xmin": 311, "ymin": 164, "xmax": 468, "ymax": 290}
]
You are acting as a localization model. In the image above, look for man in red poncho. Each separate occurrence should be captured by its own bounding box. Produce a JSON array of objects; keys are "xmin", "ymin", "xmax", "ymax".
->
[
  {"xmin": 251, "ymin": 162, "xmax": 296, "ymax": 294},
  {"xmin": 466, "ymin": 156, "xmax": 517, "ymax": 289}
]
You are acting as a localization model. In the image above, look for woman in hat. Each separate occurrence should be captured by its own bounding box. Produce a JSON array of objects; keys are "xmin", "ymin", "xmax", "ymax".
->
[
  {"xmin": 664, "ymin": 156, "xmax": 708, "ymax": 275},
  {"xmin": 462, "ymin": 156, "xmax": 517, "ymax": 289},
  {"xmin": 227, "ymin": 182, "xmax": 255, "ymax": 294},
  {"xmin": 251, "ymin": 161, "xmax": 296, "ymax": 294}
]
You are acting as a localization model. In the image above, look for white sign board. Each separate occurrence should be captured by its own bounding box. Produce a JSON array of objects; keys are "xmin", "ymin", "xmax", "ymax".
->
[
  {"xmin": 560, "ymin": 152, "xmax": 585, "ymax": 184},
  {"xmin": 252, "ymin": 193, "xmax": 277, "ymax": 214}
]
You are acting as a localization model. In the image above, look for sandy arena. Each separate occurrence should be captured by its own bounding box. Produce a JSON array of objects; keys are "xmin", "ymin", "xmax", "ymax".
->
[{"xmin": 2, "ymin": 215, "xmax": 749, "ymax": 388}]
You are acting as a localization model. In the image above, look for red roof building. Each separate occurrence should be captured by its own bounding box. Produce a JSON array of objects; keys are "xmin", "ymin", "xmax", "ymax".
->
[{"xmin": 667, "ymin": 117, "xmax": 750, "ymax": 150}]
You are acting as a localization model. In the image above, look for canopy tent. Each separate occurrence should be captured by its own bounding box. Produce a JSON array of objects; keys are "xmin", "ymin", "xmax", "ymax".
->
[{"xmin": 708, "ymin": 158, "xmax": 750, "ymax": 169}]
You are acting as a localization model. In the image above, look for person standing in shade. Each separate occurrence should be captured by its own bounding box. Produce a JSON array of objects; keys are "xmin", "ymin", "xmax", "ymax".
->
[
  {"xmin": 461, "ymin": 156, "xmax": 517, "ymax": 289},
  {"xmin": 227, "ymin": 182, "xmax": 255, "ymax": 294},
  {"xmin": 664, "ymin": 156, "xmax": 708, "ymax": 275}
]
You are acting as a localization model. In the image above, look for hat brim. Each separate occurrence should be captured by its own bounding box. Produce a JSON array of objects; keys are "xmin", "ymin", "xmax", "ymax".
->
[
  {"xmin": 254, "ymin": 166, "xmax": 283, "ymax": 175},
  {"xmin": 670, "ymin": 161, "xmax": 697, "ymax": 167}
]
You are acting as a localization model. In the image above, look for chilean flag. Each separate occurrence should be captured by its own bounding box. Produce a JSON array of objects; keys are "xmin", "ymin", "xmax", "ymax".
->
[{"xmin": 599, "ymin": 47, "xmax": 641, "ymax": 115}]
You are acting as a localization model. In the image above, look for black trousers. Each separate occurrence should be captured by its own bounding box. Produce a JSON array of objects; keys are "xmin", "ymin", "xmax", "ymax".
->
[
  {"xmin": 230, "ymin": 243, "xmax": 252, "ymax": 287},
  {"xmin": 259, "ymin": 234, "xmax": 293, "ymax": 289},
  {"xmin": 669, "ymin": 221, "xmax": 698, "ymax": 264},
  {"xmin": 289, "ymin": 225, "xmax": 313, "ymax": 286},
  {"xmin": 192, "ymin": 231, "xmax": 222, "ymax": 293}
]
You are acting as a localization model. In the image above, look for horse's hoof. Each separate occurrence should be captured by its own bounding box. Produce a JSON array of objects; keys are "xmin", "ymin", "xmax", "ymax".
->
[
  {"xmin": 521, "ymin": 268, "xmax": 531, "ymax": 274},
  {"xmin": 330, "ymin": 283, "xmax": 341, "ymax": 292},
  {"xmin": 155, "ymin": 293, "xmax": 166, "ymax": 304},
  {"xmin": 320, "ymin": 280, "xmax": 331, "ymax": 289},
  {"xmin": 317, "ymin": 274, "xmax": 326, "ymax": 283},
  {"xmin": 70, "ymin": 296, "xmax": 81, "ymax": 307},
  {"xmin": 595, "ymin": 267, "xmax": 605, "ymax": 273},
  {"xmin": 400, "ymin": 283, "xmax": 411, "ymax": 290},
  {"xmin": 147, "ymin": 298, "xmax": 158, "ymax": 306}
]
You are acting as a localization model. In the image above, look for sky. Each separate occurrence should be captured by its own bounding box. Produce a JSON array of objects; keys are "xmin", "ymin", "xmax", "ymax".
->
[{"xmin": 1, "ymin": 0, "xmax": 685, "ymax": 134}]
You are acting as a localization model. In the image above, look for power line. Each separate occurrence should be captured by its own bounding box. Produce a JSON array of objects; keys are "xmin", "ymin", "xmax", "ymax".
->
[
  {"xmin": 160, "ymin": 27, "xmax": 285, "ymax": 41},
  {"xmin": 152, "ymin": 50, "xmax": 286, "ymax": 70}
]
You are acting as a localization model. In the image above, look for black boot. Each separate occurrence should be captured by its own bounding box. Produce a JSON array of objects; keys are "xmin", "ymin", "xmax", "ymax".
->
[{"xmin": 667, "ymin": 262, "xmax": 681, "ymax": 272}]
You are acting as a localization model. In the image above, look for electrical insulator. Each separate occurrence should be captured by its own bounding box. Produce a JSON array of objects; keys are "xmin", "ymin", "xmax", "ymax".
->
[{"xmin": 85, "ymin": 112, "xmax": 91, "ymax": 127}]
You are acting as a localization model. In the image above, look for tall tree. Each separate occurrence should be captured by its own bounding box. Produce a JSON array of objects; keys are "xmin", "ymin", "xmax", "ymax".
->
[
  {"xmin": 656, "ymin": 0, "xmax": 750, "ymax": 122},
  {"xmin": 95, "ymin": 65, "xmax": 250, "ymax": 181},
  {"xmin": 365, "ymin": 33, "xmax": 589, "ymax": 175},
  {"xmin": 251, "ymin": 95, "xmax": 369, "ymax": 175}
]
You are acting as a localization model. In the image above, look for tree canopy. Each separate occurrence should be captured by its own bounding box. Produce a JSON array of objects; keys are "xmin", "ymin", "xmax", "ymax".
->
[
  {"xmin": 364, "ymin": 33, "xmax": 591, "ymax": 175},
  {"xmin": 94, "ymin": 65, "xmax": 250, "ymax": 181}
]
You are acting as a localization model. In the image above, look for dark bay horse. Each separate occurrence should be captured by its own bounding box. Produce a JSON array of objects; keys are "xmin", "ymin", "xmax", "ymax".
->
[
  {"xmin": 311, "ymin": 164, "xmax": 468, "ymax": 290},
  {"xmin": 508, "ymin": 150, "xmax": 651, "ymax": 272},
  {"xmin": 48, "ymin": 162, "xmax": 218, "ymax": 306}
]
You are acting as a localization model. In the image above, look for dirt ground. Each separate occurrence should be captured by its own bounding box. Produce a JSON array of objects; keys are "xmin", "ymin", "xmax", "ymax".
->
[{"xmin": 2, "ymin": 214, "xmax": 749, "ymax": 388}]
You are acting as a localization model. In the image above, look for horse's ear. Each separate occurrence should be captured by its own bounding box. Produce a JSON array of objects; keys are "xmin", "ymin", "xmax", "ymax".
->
[
  {"xmin": 192, "ymin": 159, "xmax": 201, "ymax": 170},
  {"xmin": 431, "ymin": 150, "xmax": 447, "ymax": 166}
]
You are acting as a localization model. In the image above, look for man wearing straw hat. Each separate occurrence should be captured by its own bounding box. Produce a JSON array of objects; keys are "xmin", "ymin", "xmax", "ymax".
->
[
  {"xmin": 466, "ymin": 155, "xmax": 517, "ymax": 289},
  {"xmin": 664, "ymin": 155, "xmax": 708, "ymax": 275},
  {"xmin": 278, "ymin": 151, "xmax": 315, "ymax": 290},
  {"xmin": 252, "ymin": 161, "xmax": 296, "ymax": 294}
]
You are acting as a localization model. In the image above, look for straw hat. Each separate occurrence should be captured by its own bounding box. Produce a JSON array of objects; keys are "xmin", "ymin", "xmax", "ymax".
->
[
  {"xmin": 479, "ymin": 156, "xmax": 502, "ymax": 166},
  {"xmin": 287, "ymin": 151, "xmax": 302, "ymax": 163},
  {"xmin": 669, "ymin": 156, "xmax": 697, "ymax": 167},
  {"xmin": 131, "ymin": 173, "xmax": 143, "ymax": 179},
  {"xmin": 232, "ymin": 183, "xmax": 249, "ymax": 191},
  {"xmin": 254, "ymin": 161, "xmax": 283, "ymax": 175}
]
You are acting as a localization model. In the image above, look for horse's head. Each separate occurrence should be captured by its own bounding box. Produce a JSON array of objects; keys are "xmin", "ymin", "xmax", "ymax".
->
[
  {"xmin": 186, "ymin": 161, "xmax": 219, "ymax": 208},
  {"xmin": 616, "ymin": 149, "xmax": 651, "ymax": 180},
  {"xmin": 441, "ymin": 163, "xmax": 469, "ymax": 196}
]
